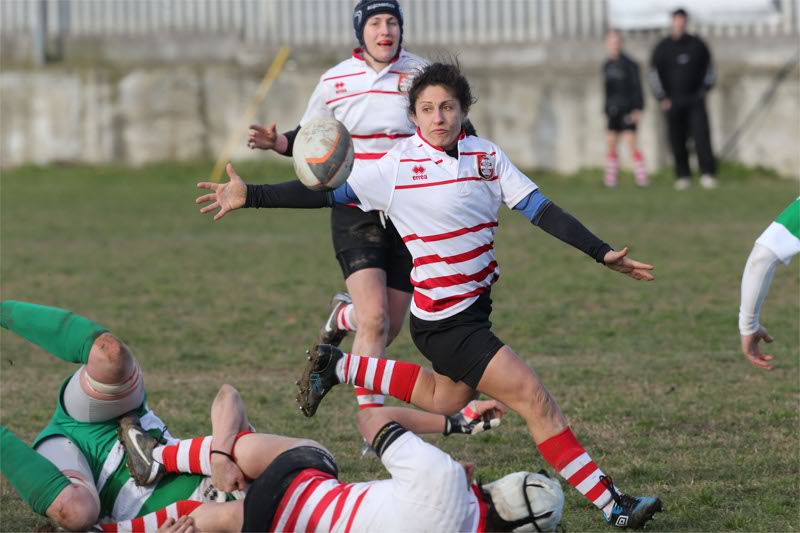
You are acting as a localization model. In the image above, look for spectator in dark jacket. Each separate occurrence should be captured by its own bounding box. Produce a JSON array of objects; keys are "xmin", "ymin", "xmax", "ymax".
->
[
  {"xmin": 649, "ymin": 8, "xmax": 718, "ymax": 190},
  {"xmin": 603, "ymin": 29, "xmax": 648, "ymax": 188}
]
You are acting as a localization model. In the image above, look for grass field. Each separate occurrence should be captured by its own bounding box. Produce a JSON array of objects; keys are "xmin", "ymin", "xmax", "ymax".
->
[{"xmin": 1, "ymin": 160, "xmax": 798, "ymax": 532}]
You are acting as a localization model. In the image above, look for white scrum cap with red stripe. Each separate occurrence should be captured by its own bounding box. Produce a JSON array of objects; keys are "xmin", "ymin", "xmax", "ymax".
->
[
  {"xmin": 346, "ymin": 130, "xmax": 538, "ymax": 320},
  {"xmin": 299, "ymin": 48, "xmax": 426, "ymax": 168},
  {"xmin": 484, "ymin": 472, "xmax": 564, "ymax": 532},
  {"xmin": 293, "ymin": 117, "xmax": 354, "ymax": 191}
]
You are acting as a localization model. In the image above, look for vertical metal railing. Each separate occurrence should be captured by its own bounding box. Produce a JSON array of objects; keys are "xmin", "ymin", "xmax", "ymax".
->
[{"xmin": 1, "ymin": 0, "xmax": 798, "ymax": 46}]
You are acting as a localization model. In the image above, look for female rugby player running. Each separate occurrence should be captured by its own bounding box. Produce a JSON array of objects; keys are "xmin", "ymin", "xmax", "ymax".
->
[
  {"xmin": 247, "ymin": 0, "xmax": 423, "ymax": 422},
  {"xmin": 196, "ymin": 62, "xmax": 662, "ymax": 529}
]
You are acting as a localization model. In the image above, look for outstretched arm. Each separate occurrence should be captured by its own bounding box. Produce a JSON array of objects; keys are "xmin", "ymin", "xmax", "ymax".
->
[
  {"xmin": 739, "ymin": 243, "xmax": 782, "ymax": 370},
  {"xmin": 356, "ymin": 400, "xmax": 505, "ymax": 444},
  {"xmin": 196, "ymin": 163, "xmax": 359, "ymax": 220},
  {"xmin": 514, "ymin": 192, "xmax": 654, "ymax": 281}
]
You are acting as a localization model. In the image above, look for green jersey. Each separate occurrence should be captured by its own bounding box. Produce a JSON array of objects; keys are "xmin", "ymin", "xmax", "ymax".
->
[
  {"xmin": 33, "ymin": 377, "xmax": 205, "ymax": 521},
  {"xmin": 756, "ymin": 198, "xmax": 800, "ymax": 264}
]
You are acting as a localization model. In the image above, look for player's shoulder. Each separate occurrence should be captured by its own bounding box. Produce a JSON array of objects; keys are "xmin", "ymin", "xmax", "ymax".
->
[
  {"xmin": 461, "ymin": 134, "xmax": 500, "ymax": 155},
  {"xmin": 620, "ymin": 52, "xmax": 639, "ymax": 67},
  {"xmin": 395, "ymin": 49, "xmax": 428, "ymax": 72},
  {"xmin": 652, "ymin": 37, "xmax": 670, "ymax": 54},
  {"xmin": 318, "ymin": 54, "xmax": 366, "ymax": 82},
  {"xmin": 387, "ymin": 135, "xmax": 422, "ymax": 159}
]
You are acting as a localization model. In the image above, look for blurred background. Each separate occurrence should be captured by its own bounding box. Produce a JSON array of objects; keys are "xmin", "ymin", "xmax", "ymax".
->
[{"xmin": 1, "ymin": 0, "xmax": 798, "ymax": 177}]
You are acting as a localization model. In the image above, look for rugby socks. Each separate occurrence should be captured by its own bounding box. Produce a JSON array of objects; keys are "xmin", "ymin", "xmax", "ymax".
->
[
  {"xmin": 537, "ymin": 427, "xmax": 615, "ymax": 515},
  {"xmin": 152, "ymin": 431, "xmax": 253, "ymax": 476},
  {"xmin": 633, "ymin": 150, "xmax": 649, "ymax": 186},
  {"xmin": 0, "ymin": 426, "xmax": 72, "ymax": 516},
  {"xmin": 336, "ymin": 305, "xmax": 383, "ymax": 409},
  {"xmin": 354, "ymin": 388, "xmax": 385, "ymax": 410},
  {"xmin": 336, "ymin": 303, "xmax": 357, "ymax": 332},
  {"xmin": 152, "ymin": 436, "xmax": 213, "ymax": 475},
  {"xmin": 0, "ymin": 301, "xmax": 107, "ymax": 365},
  {"xmin": 99, "ymin": 500, "xmax": 203, "ymax": 532},
  {"xmin": 604, "ymin": 152, "xmax": 618, "ymax": 187},
  {"xmin": 336, "ymin": 353, "xmax": 420, "ymax": 403}
]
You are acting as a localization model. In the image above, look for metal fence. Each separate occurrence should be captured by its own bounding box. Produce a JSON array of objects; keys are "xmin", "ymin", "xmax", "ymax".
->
[{"xmin": 1, "ymin": 0, "xmax": 798, "ymax": 47}]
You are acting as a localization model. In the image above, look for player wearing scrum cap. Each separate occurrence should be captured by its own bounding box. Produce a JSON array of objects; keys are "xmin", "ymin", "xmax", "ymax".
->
[
  {"xmin": 247, "ymin": 0, "xmax": 422, "ymax": 424},
  {"xmin": 198, "ymin": 60, "xmax": 663, "ymax": 529},
  {"xmin": 249, "ymin": 3, "xmax": 479, "ymax": 443}
]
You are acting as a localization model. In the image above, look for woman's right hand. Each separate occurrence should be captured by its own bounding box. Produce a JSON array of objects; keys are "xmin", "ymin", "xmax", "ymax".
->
[{"xmin": 196, "ymin": 163, "xmax": 247, "ymax": 221}]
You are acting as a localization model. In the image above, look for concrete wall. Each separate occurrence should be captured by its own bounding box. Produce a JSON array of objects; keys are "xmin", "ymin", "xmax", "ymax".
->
[{"xmin": 1, "ymin": 35, "xmax": 798, "ymax": 177}]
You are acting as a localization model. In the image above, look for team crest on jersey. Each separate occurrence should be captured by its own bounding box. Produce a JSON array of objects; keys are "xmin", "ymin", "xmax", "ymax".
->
[
  {"xmin": 478, "ymin": 155, "xmax": 494, "ymax": 180},
  {"xmin": 397, "ymin": 73, "xmax": 414, "ymax": 94}
]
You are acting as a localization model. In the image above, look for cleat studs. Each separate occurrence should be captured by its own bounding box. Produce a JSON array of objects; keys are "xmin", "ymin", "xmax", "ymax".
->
[
  {"xmin": 306, "ymin": 349, "xmax": 310, "ymax": 354},
  {"xmin": 295, "ymin": 380, "xmax": 300, "ymax": 385},
  {"xmin": 307, "ymin": 356, "xmax": 312, "ymax": 361}
]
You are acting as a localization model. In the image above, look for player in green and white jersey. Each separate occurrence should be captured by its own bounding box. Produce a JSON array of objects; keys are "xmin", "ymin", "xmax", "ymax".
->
[
  {"xmin": 1, "ymin": 301, "xmax": 504, "ymax": 532},
  {"xmin": 0, "ymin": 301, "xmax": 246, "ymax": 531},
  {"xmin": 739, "ymin": 198, "xmax": 800, "ymax": 370}
]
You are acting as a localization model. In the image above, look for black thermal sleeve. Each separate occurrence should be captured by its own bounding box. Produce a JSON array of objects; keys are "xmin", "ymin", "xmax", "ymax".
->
[
  {"xmin": 244, "ymin": 181, "xmax": 334, "ymax": 209},
  {"xmin": 282, "ymin": 125, "xmax": 302, "ymax": 157},
  {"xmin": 533, "ymin": 202, "xmax": 612, "ymax": 263}
]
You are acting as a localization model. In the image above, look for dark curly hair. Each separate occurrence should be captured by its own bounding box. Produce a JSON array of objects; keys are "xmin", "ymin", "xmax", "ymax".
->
[{"xmin": 407, "ymin": 61, "xmax": 476, "ymax": 117}]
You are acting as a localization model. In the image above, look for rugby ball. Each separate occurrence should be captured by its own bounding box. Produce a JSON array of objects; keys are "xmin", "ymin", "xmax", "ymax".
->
[{"xmin": 293, "ymin": 118, "xmax": 354, "ymax": 191}]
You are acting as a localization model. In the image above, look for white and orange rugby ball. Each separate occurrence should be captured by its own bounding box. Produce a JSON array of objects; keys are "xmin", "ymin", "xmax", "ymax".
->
[{"xmin": 293, "ymin": 118, "xmax": 354, "ymax": 191}]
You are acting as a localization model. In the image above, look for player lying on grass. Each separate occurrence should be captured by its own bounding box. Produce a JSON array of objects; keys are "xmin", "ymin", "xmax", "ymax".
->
[
  {"xmin": 0, "ymin": 300, "xmax": 504, "ymax": 532},
  {"xmin": 121, "ymin": 398, "xmax": 567, "ymax": 533},
  {"xmin": 196, "ymin": 61, "xmax": 662, "ymax": 529},
  {"xmin": 739, "ymin": 197, "xmax": 800, "ymax": 370}
]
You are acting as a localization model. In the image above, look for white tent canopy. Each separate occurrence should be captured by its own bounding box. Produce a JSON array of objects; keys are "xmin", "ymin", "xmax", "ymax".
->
[{"xmin": 609, "ymin": 0, "xmax": 782, "ymax": 30}]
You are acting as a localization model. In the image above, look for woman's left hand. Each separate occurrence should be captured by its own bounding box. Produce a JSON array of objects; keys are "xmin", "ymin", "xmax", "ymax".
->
[{"xmin": 603, "ymin": 247, "xmax": 654, "ymax": 281}]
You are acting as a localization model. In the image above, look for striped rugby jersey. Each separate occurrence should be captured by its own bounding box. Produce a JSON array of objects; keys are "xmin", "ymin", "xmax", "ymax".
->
[
  {"xmin": 300, "ymin": 48, "xmax": 426, "ymax": 168},
  {"xmin": 270, "ymin": 432, "xmax": 488, "ymax": 532},
  {"xmin": 346, "ymin": 130, "xmax": 538, "ymax": 320}
]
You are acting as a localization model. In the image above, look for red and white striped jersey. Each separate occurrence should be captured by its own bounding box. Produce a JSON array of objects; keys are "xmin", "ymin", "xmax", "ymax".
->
[
  {"xmin": 300, "ymin": 48, "xmax": 426, "ymax": 169},
  {"xmin": 271, "ymin": 432, "xmax": 488, "ymax": 532},
  {"xmin": 346, "ymin": 131, "xmax": 538, "ymax": 320}
]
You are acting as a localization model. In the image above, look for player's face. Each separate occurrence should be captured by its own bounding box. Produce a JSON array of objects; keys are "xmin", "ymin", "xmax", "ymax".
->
[
  {"xmin": 670, "ymin": 14, "xmax": 687, "ymax": 36},
  {"xmin": 605, "ymin": 32, "xmax": 622, "ymax": 57},
  {"xmin": 363, "ymin": 14, "xmax": 400, "ymax": 64},
  {"xmin": 412, "ymin": 85, "xmax": 465, "ymax": 151}
]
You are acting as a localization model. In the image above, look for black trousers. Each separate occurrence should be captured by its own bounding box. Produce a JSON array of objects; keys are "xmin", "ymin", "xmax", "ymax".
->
[{"xmin": 665, "ymin": 99, "xmax": 716, "ymax": 178}]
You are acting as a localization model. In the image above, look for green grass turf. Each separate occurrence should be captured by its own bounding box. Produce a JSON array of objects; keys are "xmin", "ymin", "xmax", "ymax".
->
[{"xmin": 1, "ymin": 160, "xmax": 798, "ymax": 531}]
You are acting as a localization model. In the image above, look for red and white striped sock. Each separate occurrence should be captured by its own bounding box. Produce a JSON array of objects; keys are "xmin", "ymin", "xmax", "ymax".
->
[
  {"xmin": 538, "ymin": 428, "xmax": 615, "ymax": 515},
  {"xmin": 604, "ymin": 153, "xmax": 619, "ymax": 187},
  {"xmin": 99, "ymin": 500, "xmax": 203, "ymax": 532},
  {"xmin": 336, "ymin": 304, "xmax": 357, "ymax": 332},
  {"xmin": 633, "ymin": 150, "xmax": 648, "ymax": 186},
  {"xmin": 354, "ymin": 387, "xmax": 385, "ymax": 410},
  {"xmin": 336, "ymin": 353, "xmax": 420, "ymax": 403},
  {"xmin": 152, "ymin": 436, "xmax": 212, "ymax": 475}
]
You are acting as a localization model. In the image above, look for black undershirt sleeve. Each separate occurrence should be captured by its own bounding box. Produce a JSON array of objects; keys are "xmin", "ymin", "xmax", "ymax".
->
[
  {"xmin": 533, "ymin": 202, "xmax": 612, "ymax": 263},
  {"xmin": 244, "ymin": 181, "xmax": 334, "ymax": 209},
  {"xmin": 281, "ymin": 125, "xmax": 302, "ymax": 157}
]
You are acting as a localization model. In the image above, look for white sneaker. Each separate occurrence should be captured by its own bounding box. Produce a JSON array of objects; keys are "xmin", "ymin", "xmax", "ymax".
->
[
  {"xmin": 699, "ymin": 175, "xmax": 719, "ymax": 189},
  {"xmin": 673, "ymin": 177, "xmax": 691, "ymax": 191}
]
